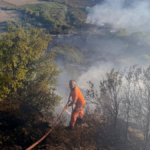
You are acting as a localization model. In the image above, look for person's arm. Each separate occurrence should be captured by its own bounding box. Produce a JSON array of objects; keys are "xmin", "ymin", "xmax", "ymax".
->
[
  {"xmin": 68, "ymin": 92, "xmax": 72, "ymax": 103},
  {"xmin": 65, "ymin": 88, "xmax": 78, "ymax": 109},
  {"xmin": 65, "ymin": 99, "xmax": 77, "ymax": 109},
  {"xmin": 68, "ymin": 99, "xmax": 77, "ymax": 107}
]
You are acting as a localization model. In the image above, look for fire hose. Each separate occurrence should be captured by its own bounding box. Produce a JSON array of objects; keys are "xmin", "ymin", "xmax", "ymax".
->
[{"xmin": 26, "ymin": 102, "xmax": 69, "ymax": 150}]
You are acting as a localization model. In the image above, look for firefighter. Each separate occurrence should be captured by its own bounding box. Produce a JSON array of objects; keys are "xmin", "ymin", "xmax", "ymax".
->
[{"xmin": 65, "ymin": 80, "xmax": 85, "ymax": 130}]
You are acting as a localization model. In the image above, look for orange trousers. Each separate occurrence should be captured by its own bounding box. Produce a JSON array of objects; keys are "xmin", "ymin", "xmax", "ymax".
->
[{"xmin": 69, "ymin": 104, "xmax": 85, "ymax": 126}]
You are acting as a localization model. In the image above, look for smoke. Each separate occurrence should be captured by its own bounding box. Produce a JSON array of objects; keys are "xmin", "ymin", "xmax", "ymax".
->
[
  {"xmin": 86, "ymin": 0, "xmax": 150, "ymax": 32},
  {"xmin": 52, "ymin": 33, "xmax": 150, "ymax": 117},
  {"xmin": 50, "ymin": 0, "xmax": 150, "ymax": 125},
  {"xmin": 54, "ymin": 62, "xmax": 73, "ymax": 124}
]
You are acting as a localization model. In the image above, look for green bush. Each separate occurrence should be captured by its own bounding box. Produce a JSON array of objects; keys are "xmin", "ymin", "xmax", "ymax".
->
[{"xmin": 0, "ymin": 27, "xmax": 61, "ymax": 112}]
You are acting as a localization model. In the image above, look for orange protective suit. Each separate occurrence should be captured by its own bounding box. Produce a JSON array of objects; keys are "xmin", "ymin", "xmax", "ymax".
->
[{"xmin": 69, "ymin": 86, "xmax": 85, "ymax": 126}]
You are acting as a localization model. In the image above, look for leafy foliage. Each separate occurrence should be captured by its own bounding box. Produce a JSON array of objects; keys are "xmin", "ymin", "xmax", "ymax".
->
[
  {"xmin": 22, "ymin": 2, "xmax": 67, "ymax": 27},
  {"xmin": 3, "ymin": 1, "xmax": 87, "ymax": 34},
  {"xmin": 0, "ymin": 27, "xmax": 47, "ymax": 98},
  {"xmin": 0, "ymin": 27, "xmax": 61, "ymax": 112},
  {"xmin": 51, "ymin": 44, "xmax": 85, "ymax": 64}
]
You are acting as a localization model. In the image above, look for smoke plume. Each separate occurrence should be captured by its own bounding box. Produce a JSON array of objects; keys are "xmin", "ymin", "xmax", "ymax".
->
[
  {"xmin": 86, "ymin": 0, "xmax": 150, "ymax": 32},
  {"xmin": 52, "ymin": 0, "xmax": 150, "ymax": 124}
]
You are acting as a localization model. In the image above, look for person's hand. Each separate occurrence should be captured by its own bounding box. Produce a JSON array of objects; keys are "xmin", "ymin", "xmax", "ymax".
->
[{"xmin": 65, "ymin": 104, "xmax": 69, "ymax": 109}]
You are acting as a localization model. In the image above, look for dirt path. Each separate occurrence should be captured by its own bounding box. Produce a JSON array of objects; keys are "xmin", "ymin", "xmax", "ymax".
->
[
  {"xmin": 0, "ymin": 0, "xmax": 45, "ymax": 24},
  {"xmin": 0, "ymin": 9, "xmax": 22, "ymax": 22},
  {"xmin": 4, "ymin": 0, "xmax": 45, "ymax": 6},
  {"xmin": 0, "ymin": 0, "xmax": 16, "ymax": 7}
]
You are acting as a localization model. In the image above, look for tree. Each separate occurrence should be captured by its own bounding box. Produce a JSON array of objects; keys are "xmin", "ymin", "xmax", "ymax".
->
[
  {"xmin": 0, "ymin": 27, "xmax": 61, "ymax": 114},
  {"xmin": 86, "ymin": 69, "xmax": 123, "ymax": 137},
  {"xmin": 121, "ymin": 66, "xmax": 142, "ymax": 145},
  {"xmin": 86, "ymin": 66, "xmax": 150, "ymax": 149},
  {"xmin": 138, "ymin": 66, "xmax": 150, "ymax": 149},
  {"xmin": 102, "ymin": 69, "xmax": 123, "ymax": 136}
]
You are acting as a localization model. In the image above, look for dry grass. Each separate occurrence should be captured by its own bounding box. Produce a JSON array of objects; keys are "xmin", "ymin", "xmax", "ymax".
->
[
  {"xmin": 34, "ymin": 114, "xmax": 127, "ymax": 150},
  {"xmin": 37, "ymin": 114, "xmax": 144, "ymax": 150},
  {"xmin": 0, "ymin": 101, "xmax": 145, "ymax": 150},
  {"xmin": 0, "ymin": 9, "xmax": 22, "ymax": 22},
  {"xmin": 4, "ymin": 0, "xmax": 45, "ymax": 6}
]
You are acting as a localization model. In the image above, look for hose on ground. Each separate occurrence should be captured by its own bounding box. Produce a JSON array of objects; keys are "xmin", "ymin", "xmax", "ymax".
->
[{"xmin": 26, "ymin": 102, "xmax": 68, "ymax": 150}]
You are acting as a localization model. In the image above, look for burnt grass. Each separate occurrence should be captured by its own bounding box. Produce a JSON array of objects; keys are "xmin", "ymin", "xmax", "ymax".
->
[
  {"xmin": 0, "ymin": 101, "xmax": 144, "ymax": 150},
  {"xmin": 35, "ymin": 114, "xmax": 144, "ymax": 150}
]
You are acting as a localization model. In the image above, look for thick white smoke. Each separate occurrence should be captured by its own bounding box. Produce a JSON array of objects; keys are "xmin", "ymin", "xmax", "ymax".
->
[{"xmin": 86, "ymin": 0, "xmax": 150, "ymax": 32}]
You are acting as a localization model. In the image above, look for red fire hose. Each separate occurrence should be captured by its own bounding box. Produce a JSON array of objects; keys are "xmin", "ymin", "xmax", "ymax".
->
[{"xmin": 26, "ymin": 103, "xmax": 68, "ymax": 150}]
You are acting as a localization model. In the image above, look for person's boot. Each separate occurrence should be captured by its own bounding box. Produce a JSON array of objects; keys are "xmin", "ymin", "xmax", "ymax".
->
[
  {"xmin": 69, "ymin": 125, "xmax": 74, "ymax": 130},
  {"xmin": 77, "ymin": 118, "xmax": 83, "ymax": 124},
  {"xmin": 65, "ymin": 125, "xmax": 74, "ymax": 131}
]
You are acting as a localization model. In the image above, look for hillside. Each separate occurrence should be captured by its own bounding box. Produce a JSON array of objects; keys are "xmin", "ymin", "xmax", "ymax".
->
[
  {"xmin": 0, "ymin": 0, "xmax": 150, "ymax": 150},
  {"xmin": 0, "ymin": 101, "xmax": 144, "ymax": 150},
  {"xmin": 0, "ymin": 0, "xmax": 104, "ymax": 34}
]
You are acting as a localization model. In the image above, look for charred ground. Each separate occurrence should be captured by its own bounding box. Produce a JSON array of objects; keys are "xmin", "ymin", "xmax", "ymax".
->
[{"xmin": 0, "ymin": 101, "xmax": 144, "ymax": 150}]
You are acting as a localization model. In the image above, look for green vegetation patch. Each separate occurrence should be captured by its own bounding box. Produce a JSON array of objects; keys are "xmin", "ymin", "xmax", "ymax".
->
[
  {"xmin": 47, "ymin": 0, "xmax": 102, "ymax": 7},
  {"xmin": 23, "ymin": 3, "xmax": 67, "ymax": 22},
  {"xmin": 22, "ymin": 2, "xmax": 67, "ymax": 27},
  {"xmin": 69, "ymin": 8, "xmax": 87, "ymax": 28},
  {"xmin": 0, "ymin": 27, "xmax": 61, "ymax": 111},
  {"xmin": 51, "ymin": 44, "xmax": 85, "ymax": 64},
  {"xmin": 0, "ymin": 1, "xmax": 88, "ymax": 34},
  {"xmin": 19, "ymin": 2, "xmax": 87, "ymax": 34}
]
